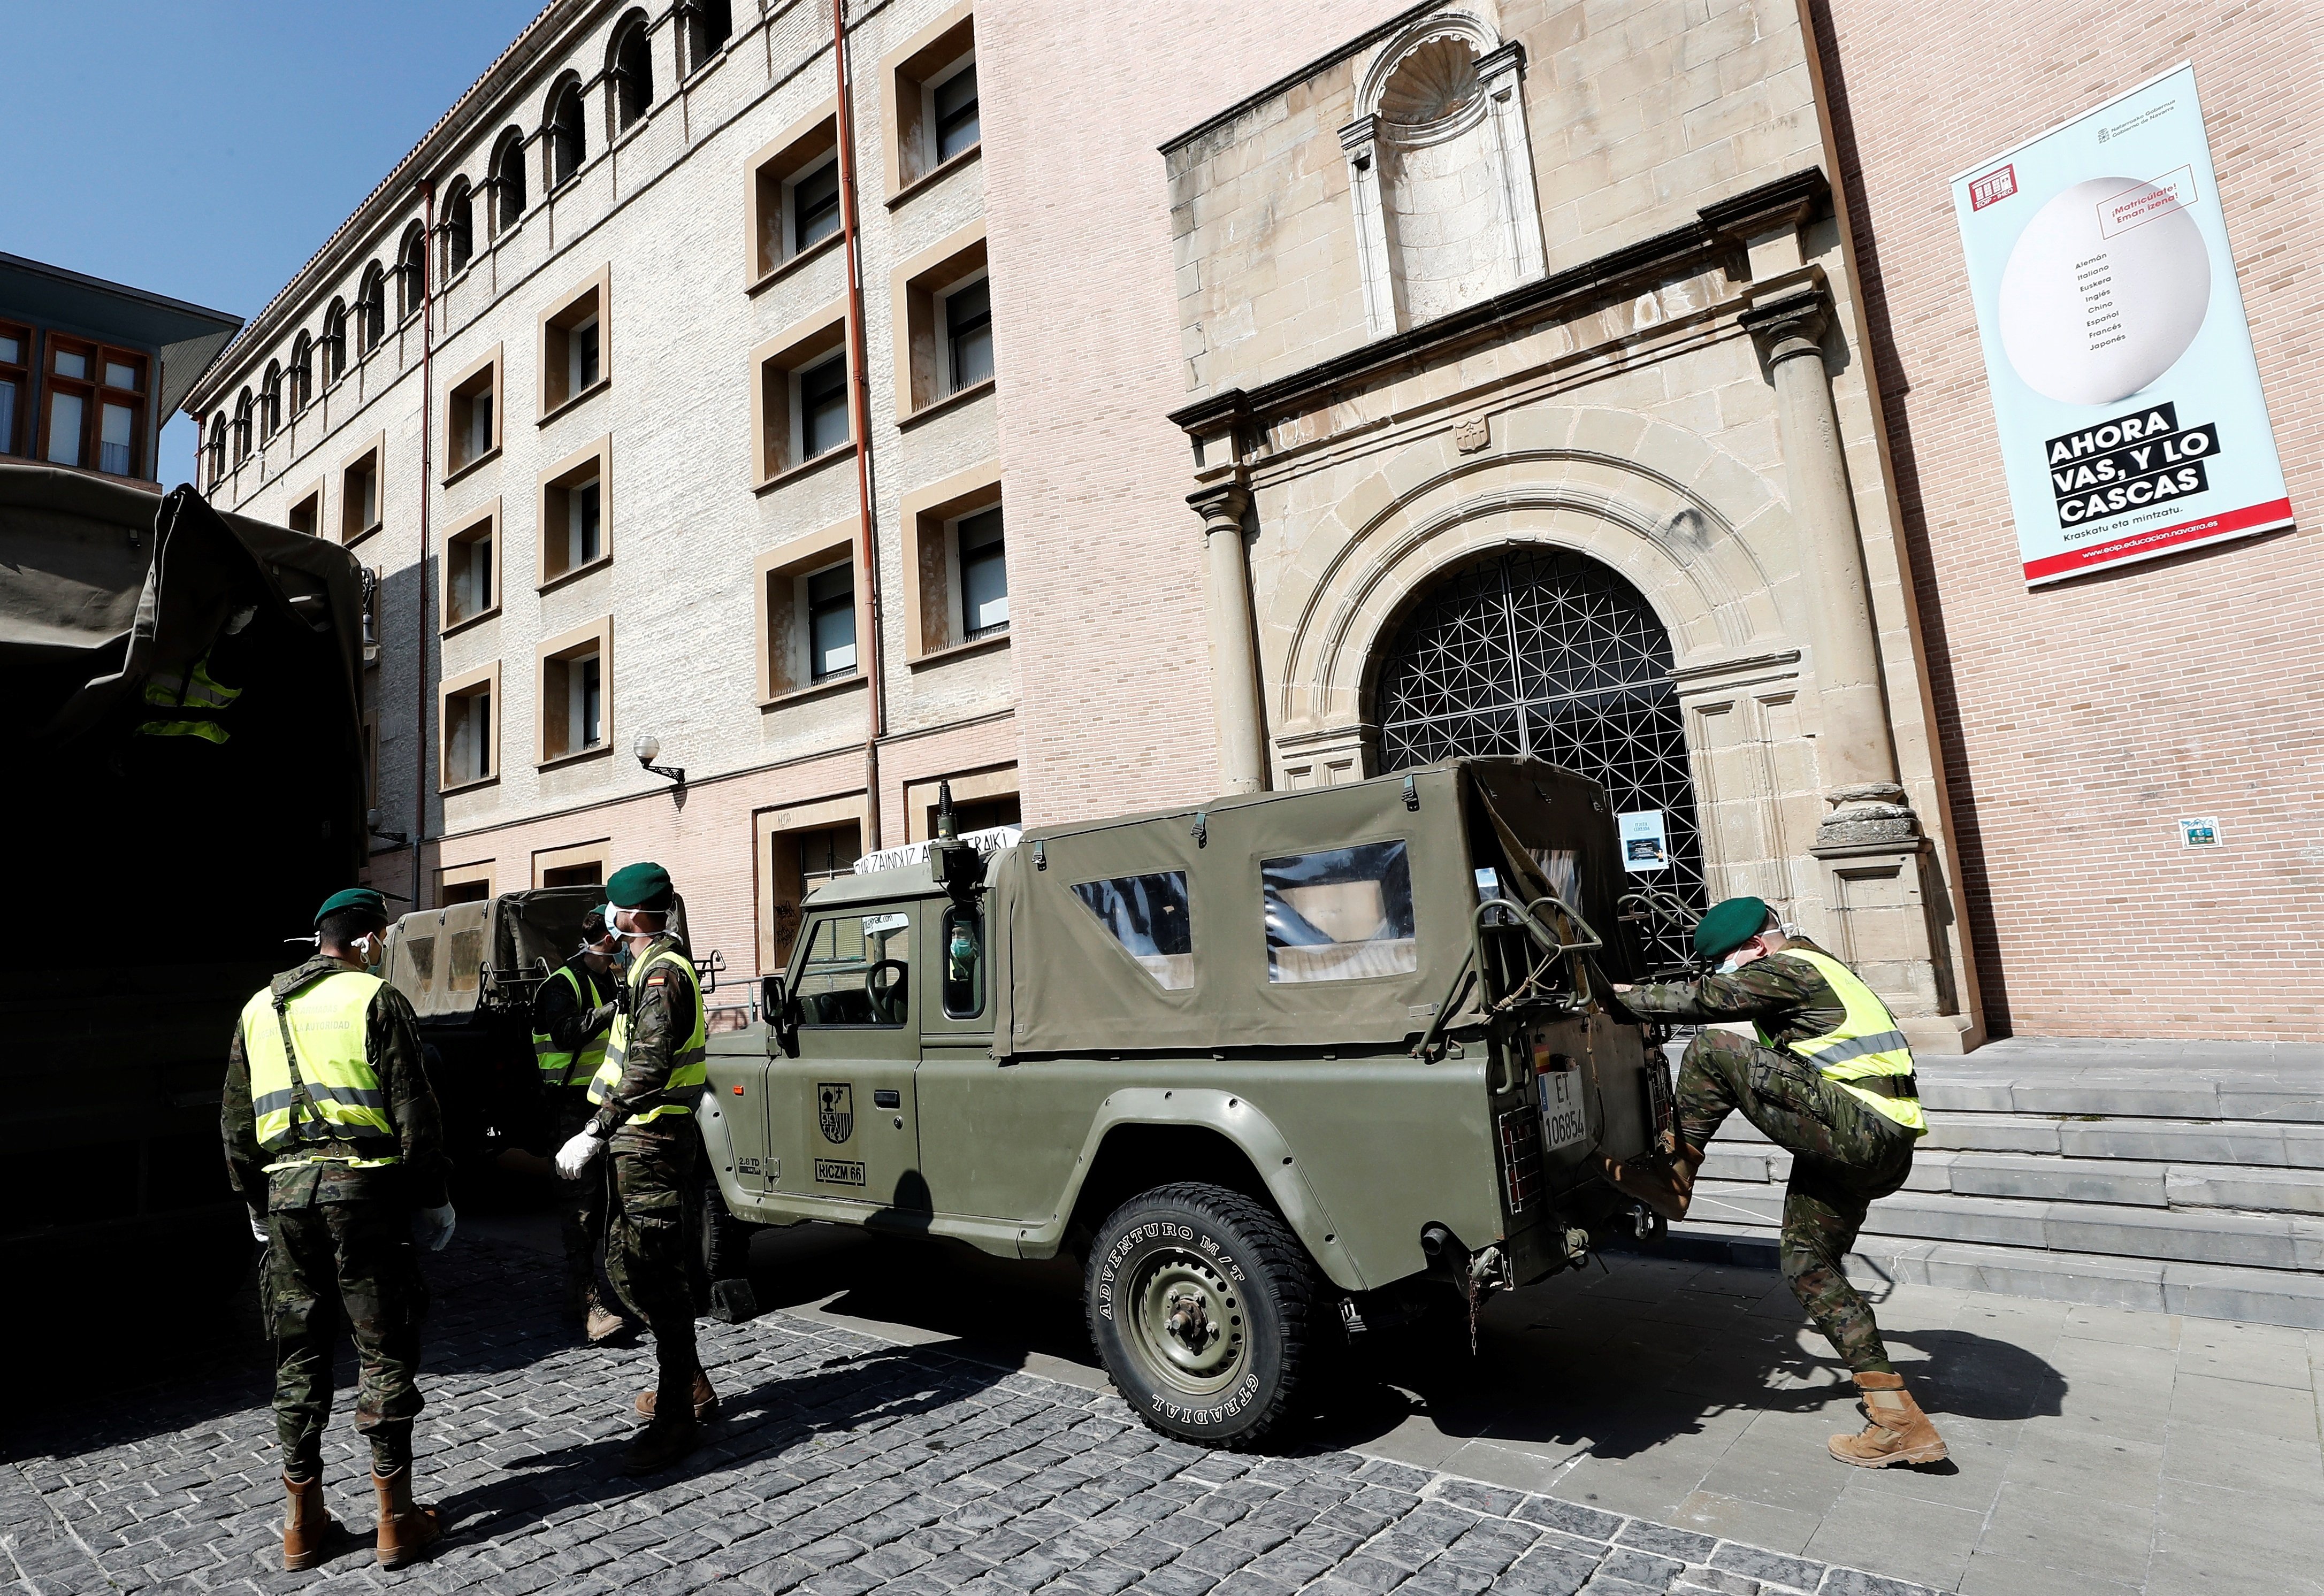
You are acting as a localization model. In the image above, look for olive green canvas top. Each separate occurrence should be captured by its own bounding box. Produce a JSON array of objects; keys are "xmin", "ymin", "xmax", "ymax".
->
[{"xmin": 986, "ymin": 759, "xmax": 1636, "ymax": 1056}]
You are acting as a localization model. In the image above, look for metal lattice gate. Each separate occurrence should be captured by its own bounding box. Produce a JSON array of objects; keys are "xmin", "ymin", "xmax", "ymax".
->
[{"xmin": 1376, "ymin": 545, "xmax": 1708, "ymax": 966}]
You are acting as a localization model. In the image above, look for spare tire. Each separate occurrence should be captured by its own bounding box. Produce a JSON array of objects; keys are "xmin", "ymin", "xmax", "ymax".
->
[{"xmin": 1084, "ymin": 1181, "xmax": 1313, "ymax": 1449}]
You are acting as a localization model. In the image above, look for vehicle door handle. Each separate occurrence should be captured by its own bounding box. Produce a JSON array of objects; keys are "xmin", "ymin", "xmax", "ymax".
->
[{"xmin": 873, "ymin": 1088, "xmax": 901, "ymax": 1109}]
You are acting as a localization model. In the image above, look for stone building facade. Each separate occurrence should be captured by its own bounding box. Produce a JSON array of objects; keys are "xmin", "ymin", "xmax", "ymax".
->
[
  {"xmin": 189, "ymin": 0, "xmax": 1025, "ymax": 992},
  {"xmin": 1157, "ymin": 3, "xmax": 1979, "ymax": 1048},
  {"xmin": 187, "ymin": 0, "xmax": 2315, "ymax": 1041}
]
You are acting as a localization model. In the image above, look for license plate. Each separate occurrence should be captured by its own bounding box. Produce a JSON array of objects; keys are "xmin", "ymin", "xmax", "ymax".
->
[{"xmin": 1538, "ymin": 1068, "xmax": 1588, "ymax": 1154}]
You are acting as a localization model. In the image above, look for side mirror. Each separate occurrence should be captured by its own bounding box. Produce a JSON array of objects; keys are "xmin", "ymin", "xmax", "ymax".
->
[{"xmin": 761, "ymin": 974, "xmax": 799, "ymax": 1058}]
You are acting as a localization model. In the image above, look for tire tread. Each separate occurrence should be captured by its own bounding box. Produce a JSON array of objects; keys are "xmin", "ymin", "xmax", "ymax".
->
[{"xmin": 1083, "ymin": 1180, "xmax": 1314, "ymax": 1451}]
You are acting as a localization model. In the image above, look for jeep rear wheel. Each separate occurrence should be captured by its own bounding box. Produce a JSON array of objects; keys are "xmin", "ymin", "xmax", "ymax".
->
[{"xmin": 1084, "ymin": 1181, "xmax": 1313, "ymax": 1450}]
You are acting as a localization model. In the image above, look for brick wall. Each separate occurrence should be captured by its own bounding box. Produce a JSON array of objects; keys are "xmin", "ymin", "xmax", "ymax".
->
[{"xmin": 1814, "ymin": 0, "xmax": 2324, "ymax": 1037}]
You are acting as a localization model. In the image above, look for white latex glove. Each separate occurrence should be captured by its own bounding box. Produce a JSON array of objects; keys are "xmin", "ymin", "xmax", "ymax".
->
[
  {"xmin": 415, "ymin": 1203, "xmax": 457, "ymax": 1252},
  {"xmin": 249, "ymin": 1210, "xmax": 270, "ymax": 1243},
  {"xmin": 555, "ymin": 1128, "xmax": 606, "ymax": 1180}
]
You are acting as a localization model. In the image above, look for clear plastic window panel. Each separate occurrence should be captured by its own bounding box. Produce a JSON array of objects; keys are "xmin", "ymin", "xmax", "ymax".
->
[
  {"xmin": 942, "ymin": 907, "xmax": 984, "ymax": 1018},
  {"xmin": 1071, "ymin": 871, "xmax": 1193, "ymax": 989},
  {"xmin": 1262, "ymin": 841, "xmax": 1417, "ymax": 985}
]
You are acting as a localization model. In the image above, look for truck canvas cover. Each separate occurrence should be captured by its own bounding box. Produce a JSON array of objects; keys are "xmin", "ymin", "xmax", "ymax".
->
[
  {"xmin": 987, "ymin": 759, "xmax": 1638, "ymax": 1055},
  {"xmin": 387, "ymin": 888, "xmax": 692, "ymax": 1019}
]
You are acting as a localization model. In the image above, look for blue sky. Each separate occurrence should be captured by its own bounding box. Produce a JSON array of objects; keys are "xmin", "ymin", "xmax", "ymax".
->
[{"xmin": 2, "ymin": 0, "xmax": 545, "ymax": 485}]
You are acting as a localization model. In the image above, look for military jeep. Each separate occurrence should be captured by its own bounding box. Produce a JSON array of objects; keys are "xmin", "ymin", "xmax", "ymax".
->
[{"xmin": 704, "ymin": 758, "xmax": 1671, "ymax": 1446}]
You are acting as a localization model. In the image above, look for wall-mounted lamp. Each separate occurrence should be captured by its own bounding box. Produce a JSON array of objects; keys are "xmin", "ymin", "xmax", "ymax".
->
[
  {"xmin": 633, "ymin": 732, "xmax": 685, "ymax": 796},
  {"xmin": 366, "ymin": 807, "xmax": 410, "ymax": 847}
]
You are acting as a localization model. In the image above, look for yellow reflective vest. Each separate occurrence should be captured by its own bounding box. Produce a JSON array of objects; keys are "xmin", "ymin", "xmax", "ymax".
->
[
  {"xmin": 532, "ymin": 962, "xmax": 610, "ymax": 1088},
  {"xmin": 239, "ymin": 971, "xmax": 403, "ymax": 1171},
  {"xmin": 1757, "ymin": 947, "xmax": 1927, "ymax": 1135},
  {"xmin": 139, "ymin": 652, "xmax": 241, "ymax": 745},
  {"xmin": 587, "ymin": 943, "xmax": 707, "ymax": 1124}
]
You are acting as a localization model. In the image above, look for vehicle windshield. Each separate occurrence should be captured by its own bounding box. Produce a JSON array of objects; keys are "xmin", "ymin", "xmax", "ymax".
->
[{"xmin": 796, "ymin": 910, "xmax": 911, "ymax": 1026}]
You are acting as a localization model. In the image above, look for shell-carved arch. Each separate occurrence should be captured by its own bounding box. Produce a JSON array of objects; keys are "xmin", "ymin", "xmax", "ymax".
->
[
  {"xmin": 1266, "ymin": 409, "xmax": 1794, "ymax": 735},
  {"xmin": 1355, "ymin": 9, "xmax": 1502, "ymax": 119}
]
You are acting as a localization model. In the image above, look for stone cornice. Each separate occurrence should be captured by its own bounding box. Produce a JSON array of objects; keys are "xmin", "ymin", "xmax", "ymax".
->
[{"xmin": 1167, "ymin": 167, "xmax": 1831, "ymax": 440}]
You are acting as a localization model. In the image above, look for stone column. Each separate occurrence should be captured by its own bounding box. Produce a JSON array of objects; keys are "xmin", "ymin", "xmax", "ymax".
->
[
  {"xmin": 1191, "ymin": 482, "xmax": 1268, "ymax": 795},
  {"xmin": 1738, "ymin": 274, "xmax": 1917, "ymax": 852}
]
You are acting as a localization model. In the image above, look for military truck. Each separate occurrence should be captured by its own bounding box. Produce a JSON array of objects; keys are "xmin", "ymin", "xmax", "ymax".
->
[
  {"xmin": 0, "ymin": 465, "xmax": 368, "ymax": 1357},
  {"xmin": 705, "ymin": 758, "xmax": 1674, "ymax": 1446}
]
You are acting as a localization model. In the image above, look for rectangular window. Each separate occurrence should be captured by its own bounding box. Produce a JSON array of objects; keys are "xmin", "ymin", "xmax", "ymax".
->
[
  {"xmin": 0, "ymin": 324, "xmax": 22, "ymax": 457},
  {"xmin": 944, "ymin": 276, "xmax": 992, "ymax": 394},
  {"xmin": 98, "ymin": 403, "xmax": 134, "ymax": 476},
  {"xmin": 957, "ymin": 506, "xmax": 1007, "ymax": 636},
  {"xmin": 543, "ymin": 649, "xmax": 601, "ymax": 758},
  {"xmin": 542, "ymin": 861, "xmax": 603, "ymax": 888},
  {"xmin": 446, "ymin": 352, "xmax": 499, "ymax": 474},
  {"xmin": 931, "ymin": 58, "xmax": 980, "ymax": 164},
  {"xmin": 540, "ymin": 441, "xmax": 611, "ymax": 584},
  {"xmin": 287, "ymin": 490, "xmax": 319, "ymax": 538},
  {"xmin": 798, "ymin": 356, "xmax": 850, "ymax": 459},
  {"xmin": 446, "ymin": 516, "xmax": 495, "ymax": 626},
  {"xmin": 568, "ymin": 315, "xmax": 599, "ymax": 396},
  {"xmin": 807, "ymin": 561, "xmax": 857, "ymax": 680},
  {"xmin": 53, "ymin": 347, "xmax": 88, "ymax": 381},
  {"xmin": 796, "ymin": 911, "xmax": 911, "ymax": 1027},
  {"xmin": 941, "ymin": 906, "xmax": 985, "ymax": 1018},
  {"xmin": 568, "ymin": 477, "xmax": 601, "ymax": 567},
  {"xmin": 1262, "ymin": 841, "xmax": 1418, "ymax": 985},
  {"xmin": 444, "ymin": 683, "xmax": 493, "ymax": 786},
  {"xmin": 342, "ymin": 444, "xmax": 382, "ymax": 541},
  {"xmin": 792, "ymin": 162, "xmax": 840, "ymax": 255},
  {"xmin": 45, "ymin": 390, "xmax": 85, "ymax": 467},
  {"xmin": 1072, "ymin": 872, "xmax": 1194, "ymax": 990},
  {"xmin": 541, "ymin": 275, "xmax": 608, "ymax": 412}
]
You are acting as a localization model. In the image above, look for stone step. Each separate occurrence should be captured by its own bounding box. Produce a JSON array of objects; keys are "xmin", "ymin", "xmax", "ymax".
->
[
  {"xmin": 1922, "ymin": 1112, "xmax": 2324, "ymax": 1168},
  {"xmin": 1684, "ymin": 1179, "xmax": 2324, "ymax": 1271},
  {"xmin": 1696, "ymin": 1147, "xmax": 2324, "ymax": 1214},
  {"xmin": 1664, "ymin": 1220, "xmax": 2324, "ymax": 1331}
]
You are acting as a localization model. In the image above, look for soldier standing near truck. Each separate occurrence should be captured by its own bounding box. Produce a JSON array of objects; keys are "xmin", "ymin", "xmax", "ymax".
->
[
  {"xmin": 555, "ymin": 862, "xmax": 717, "ymax": 1472},
  {"xmin": 1615, "ymin": 895, "xmax": 1947, "ymax": 1469},
  {"xmin": 221, "ymin": 888, "xmax": 455, "ymax": 1570},
  {"xmin": 530, "ymin": 905, "xmax": 628, "ymax": 1343}
]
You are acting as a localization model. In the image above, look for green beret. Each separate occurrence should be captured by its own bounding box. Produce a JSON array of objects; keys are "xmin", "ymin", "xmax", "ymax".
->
[
  {"xmin": 315, "ymin": 887, "xmax": 391, "ymax": 929},
  {"xmin": 606, "ymin": 862, "xmax": 675, "ymax": 912},
  {"xmin": 1694, "ymin": 896, "xmax": 1775, "ymax": 962}
]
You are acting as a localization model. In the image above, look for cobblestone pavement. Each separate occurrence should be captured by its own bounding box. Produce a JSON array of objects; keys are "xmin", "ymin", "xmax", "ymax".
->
[{"xmin": 1, "ymin": 1233, "xmax": 1941, "ymax": 1596}]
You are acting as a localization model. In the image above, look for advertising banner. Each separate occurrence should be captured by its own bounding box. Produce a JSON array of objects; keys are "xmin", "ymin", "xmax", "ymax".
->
[{"xmin": 1951, "ymin": 64, "xmax": 2293, "ymax": 587}]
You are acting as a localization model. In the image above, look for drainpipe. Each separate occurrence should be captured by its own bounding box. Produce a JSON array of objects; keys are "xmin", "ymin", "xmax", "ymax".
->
[
  {"xmin": 830, "ymin": 0, "xmax": 887, "ymax": 849},
  {"xmin": 410, "ymin": 178, "xmax": 438, "ymax": 907}
]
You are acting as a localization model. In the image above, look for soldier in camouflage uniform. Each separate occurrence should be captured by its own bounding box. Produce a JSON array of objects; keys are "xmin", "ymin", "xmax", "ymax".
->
[
  {"xmin": 555, "ymin": 862, "xmax": 716, "ymax": 1474},
  {"xmin": 1615, "ymin": 895, "xmax": 1948, "ymax": 1469},
  {"xmin": 222, "ymin": 888, "xmax": 455, "ymax": 1569}
]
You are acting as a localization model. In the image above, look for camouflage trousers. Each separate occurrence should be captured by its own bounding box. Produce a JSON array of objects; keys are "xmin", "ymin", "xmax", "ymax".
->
[
  {"xmin": 263, "ymin": 1199, "xmax": 426, "ymax": 1477},
  {"xmin": 607, "ymin": 1120, "xmax": 700, "ymax": 1414},
  {"xmin": 553, "ymin": 1094, "xmax": 621, "ymax": 1318},
  {"xmin": 1676, "ymin": 1029, "xmax": 1917, "ymax": 1375}
]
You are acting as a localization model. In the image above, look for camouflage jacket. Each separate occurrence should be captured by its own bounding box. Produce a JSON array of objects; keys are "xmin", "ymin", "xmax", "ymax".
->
[
  {"xmin": 588, "ymin": 933, "xmax": 699, "ymax": 1139},
  {"xmin": 221, "ymin": 954, "xmax": 452, "ymax": 1211},
  {"xmin": 1623, "ymin": 937, "xmax": 1852, "ymax": 1049}
]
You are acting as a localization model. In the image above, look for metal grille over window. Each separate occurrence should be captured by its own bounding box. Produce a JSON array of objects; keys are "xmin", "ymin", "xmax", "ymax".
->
[
  {"xmin": 797, "ymin": 913, "xmax": 909, "ymax": 1027},
  {"xmin": 1377, "ymin": 547, "xmax": 1708, "ymax": 966},
  {"xmin": 945, "ymin": 278, "xmax": 992, "ymax": 392},
  {"xmin": 1261, "ymin": 842, "xmax": 1416, "ymax": 985},
  {"xmin": 1071, "ymin": 871, "xmax": 1193, "ymax": 990}
]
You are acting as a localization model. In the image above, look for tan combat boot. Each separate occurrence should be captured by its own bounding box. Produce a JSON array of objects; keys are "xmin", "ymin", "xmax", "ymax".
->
[
  {"xmin": 281, "ymin": 1474, "xmax": 341, "ymax": 1571},
  {"xmin": 1828, "ymin": 1370, "xmax": 1948, "ymax": 1467},
  {"xmin": 584, "ymin": 1288, "xmax": 636, "ymax": 1346},
  {"xmin": 371, "ymin": 1467, "xmax": 443, "ymax": 1569},
  {"xmin": 636, "ymin": 1369, "xmax": 720, "ymax": 1422},
  {"xmin": 1599, "ymin": 1141, "xmax": 1704, "ymax": 1222}
]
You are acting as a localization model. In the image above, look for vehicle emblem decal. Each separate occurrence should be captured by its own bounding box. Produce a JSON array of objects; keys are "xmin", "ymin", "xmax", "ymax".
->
[{"xmin": 817, "ymin": 1082, "xmax": 854, "ymax": 1144}]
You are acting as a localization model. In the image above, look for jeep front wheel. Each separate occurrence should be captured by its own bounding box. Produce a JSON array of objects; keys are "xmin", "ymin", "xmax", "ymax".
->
[{"xmin": 1084, "ymin": 1181, "xmax": 1312, "ymax": 1449}]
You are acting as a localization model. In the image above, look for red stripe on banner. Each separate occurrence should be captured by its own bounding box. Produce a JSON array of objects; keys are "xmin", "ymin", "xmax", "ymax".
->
[{"xmin": 2024, "ymin": 498, "xmax": 2295, "ymax": 584}]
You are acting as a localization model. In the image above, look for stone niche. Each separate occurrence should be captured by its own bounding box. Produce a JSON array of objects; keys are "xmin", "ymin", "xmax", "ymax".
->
[{"xmin": 1341, "ymin": 11, "xmax": 1546, "ymax": 335}]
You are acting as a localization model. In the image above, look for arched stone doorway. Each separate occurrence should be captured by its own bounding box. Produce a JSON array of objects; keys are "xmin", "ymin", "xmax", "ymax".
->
[{"xmin": 1374, "ymin": 544, "xmax": 1708, "ymax": 965}]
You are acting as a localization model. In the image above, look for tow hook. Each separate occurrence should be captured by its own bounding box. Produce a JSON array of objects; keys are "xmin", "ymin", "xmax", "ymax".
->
[
  {"xmin": 1561, "ymin": 1226, "xmax": 1592, "ymax": 1267},
  {"xmin": 1629, "ymin": 1202, "xmax": 1665, "ymax": 1242}
]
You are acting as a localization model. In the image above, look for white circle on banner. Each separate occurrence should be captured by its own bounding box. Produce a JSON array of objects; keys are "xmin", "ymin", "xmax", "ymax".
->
[{"xmin": 1997, "ymin": 176, "xmax": 2210, "ymax": 406}]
